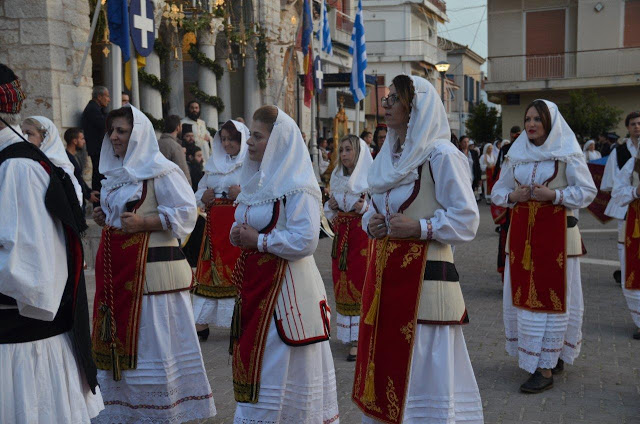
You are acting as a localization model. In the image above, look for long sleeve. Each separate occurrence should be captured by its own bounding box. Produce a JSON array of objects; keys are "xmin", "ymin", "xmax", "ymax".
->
[
  {"xmin": 323, "ymin": 200, "xmax": 337, "ymax": 221},
  {"xmin": 480, "ymin": 156, "xmax": 488, "ymax": 172},
  {"xmin": 154, "ymin": 170, "xmax": 198, "ymax": 240},
  {"xmin": 0, "ymin": 160, "xmax": 68, "ymax": 321},
  {"xmin": 612, "ymin": 158, "xmax": 637, "ymax": 207},
  {"xmin": 553, "ymin": 156, "xmax": 597, "ymax": 209},
  {"xmin": 427, "ymin": 146, "xmax": 480, "ymax": 244},
  {"xmin": 361, "ymin": 195, "xmax": 375, "ymax": 237},
  {"xmin": 257, "ymin": 192, "xmax": 320, "ymax": 262},
  {"xmin": 601, "ymin": 152, "xmax": 618, "ymax": 191},
  {"xmin": 491, "ymin": 160, "xmax": 516, "ymax": 207},
  {"xmin": 194, "ymin": 174, "xmax": 209, "ymax": 209}
]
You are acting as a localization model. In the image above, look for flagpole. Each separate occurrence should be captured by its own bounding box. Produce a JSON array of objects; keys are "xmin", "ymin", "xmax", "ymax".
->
[
  {"xmin": 130, "ymin": 40, "xmax": 140, "ymax": 109},
  {"xmin": 355, "ymin": 100, "xmax": 360, "ymax": 136}
]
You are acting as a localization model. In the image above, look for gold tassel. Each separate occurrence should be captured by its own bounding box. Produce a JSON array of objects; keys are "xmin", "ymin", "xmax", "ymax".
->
[
  {"xmin": 99, "ymin": 304, "xmax": 111, "ymax": 342},
  {"xmin": 202, "ymin": 236, "xmax": 211, "ymax": 260},
  {"xmin": 362, "ymin": 361, "xmax": 377, "ymax": 403},
  {"xmin": 110, "ymin": 342, "xmax": 121, "ymax": 381},
  {"xmin": 339, "ymin": 240, "xmax": 348, "ymax": 271},
  {"xmin": 521, "ymin": 240, "xmax": 532, "ymax": 271},
  {"xmin": 633, "ymin": 219, "xmax": 640, "ymax": 239},
  {"xmin": 364, "ymin": 285, "xmax": 380, "ymax": 325},
  {"xmin": 331, "ymin": 233, "xmax": 338, "ymax": 259},
  {"xmin": 229, "ymin": 297, "xmax": 242, "ymax": 355}
]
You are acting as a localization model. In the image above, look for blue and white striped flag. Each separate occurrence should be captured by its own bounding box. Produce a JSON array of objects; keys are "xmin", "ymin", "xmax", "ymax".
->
[
  {"xmin": 349, "ymin": 0, "xmax": 367, "ymax": 102},
  {"xmin": 321, "ymin": 0, "xmax": 333, "ymax": 56}
]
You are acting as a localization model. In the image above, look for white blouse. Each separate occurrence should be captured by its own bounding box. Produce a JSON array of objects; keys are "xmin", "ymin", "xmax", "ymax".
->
[
  {"xmin": 101, "ymin": 170, "xmax": 197, "ymax": 240},
  {"xmin": 601, "ymin": 138, "xmax": 638, "ymax": 219},
  {"xmin": 611, "ymin": 157, "xmax": 639, "ymax": 208},
  {"xmin": 231, "ymin": 192, "xmax": 320, "ymax": 262},
  {"xmin": 194, "ymin": 159, "xmax": 242, "ymax": 208},
  {"xmin": 480, "ymin": 154, "xmax": 496, "ymax": 172},
  {"xmin": 491, "ymin": 156, "xmax": 597, "ymax": 211},
  {"xmin": 323, "ymin": 191, "xmax": 368, "ymax": 221},
  {"xmin": 362, "ymin": 142, "xmax": 479, "ymax": 245}
]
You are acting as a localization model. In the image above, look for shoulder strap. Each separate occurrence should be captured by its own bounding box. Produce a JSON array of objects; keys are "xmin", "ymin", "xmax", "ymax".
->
[{"xmin": 617, "ymin": 142, "xmax": 631, "ymax": 170}]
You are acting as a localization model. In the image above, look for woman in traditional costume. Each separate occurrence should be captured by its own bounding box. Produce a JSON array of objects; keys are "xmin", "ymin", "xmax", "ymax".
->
[
  {"xmin": 583, "ymin": 139, "xmax": 602, "ymax": 162},
  {"xmin": 324, "ymin": 135, "xmax": 373, "ymax": 361},
  {"xmin": 610, "ymin": 154, "xmax": 640, "ymax": 339},
  {"xmin": 22, "ymin": 116, "xmax": 83, "ymax": 205},
  {"xmin": 492, "ymin": 100, "xmax": 596, "ymax": 393},
  {"xmin": 480, "ymin": 143, "xmax": 497, "ymax": 203},
  {"xmin": 192, "ymin": 119, "xmax": 249, "ymax": 338},
  {"xmin": 353, "ymin": 75, "xmax": 483, "ymax": 424},
  {"xmin": 229, "ymin": 106, "xmax": 339, "ymax": 424},
  {"xmin": 91, "ymin": 106, "xmax": 216, "ymax": 423}
]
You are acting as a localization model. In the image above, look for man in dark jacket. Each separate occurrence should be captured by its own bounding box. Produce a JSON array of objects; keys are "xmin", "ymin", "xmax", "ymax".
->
[{"xmin": 81, "ymin": 86, "xmax": 110, "ymax": 191}]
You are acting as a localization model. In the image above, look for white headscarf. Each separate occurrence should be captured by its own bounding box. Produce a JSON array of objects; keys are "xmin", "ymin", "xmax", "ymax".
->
[
  {"xmin": 368, "ymin": 75, "xmax": 451, "ymax": 194},
  {"xmin": 330, "ymin": 137, "xmax": 373, "ymax": 196},
  {"xmin": 30, "ymin": 116, "xmax": 75, "ymax": 176},
  {"xmin": 204, "ymin": 120, "xmax": 249, "ymax": 176},
  {"xmin": 482, "ymin": 143, "xmax": 496, "ymax": 166},
  {"xmin": 582, "ymin": 139, "xmax": 595, "ymax": 152},
  {"xmin": 506, "ymin": 100, "xmax": 583, "ymax": 165},
  {"xmin": 100, "ymin": 105, "xmax": 179, "ymax": 189},
  {"xmin": 235, "ymin": 107, "xmax": 321, "ymax": 206}
]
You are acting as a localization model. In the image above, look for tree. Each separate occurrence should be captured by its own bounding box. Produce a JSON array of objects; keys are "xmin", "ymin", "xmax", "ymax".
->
[
  {"xmin": 558, "ymin": 90, "xmax": 623, "ymax": 140},
  {"xmin": 465, "ymin": 102, "xmax": 501, "ymax": 145}
]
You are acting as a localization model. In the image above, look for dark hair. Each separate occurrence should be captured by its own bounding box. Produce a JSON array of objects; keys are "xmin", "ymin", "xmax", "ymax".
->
[
  {"xmin": 106, "ymin": 106, "xmax": 134, "ymax": 134},
  {"xmin": 459, "ymin": 135, "xmax": 469, "ymax": 143},
  {"xmin": 253, "ymin": 105, "xmax": 278, "ymax": 132},
  {"xmin": 510, "ymin": 125, "xmax": 521, "ymax": 134},
  {"xmin": 372, "ymin": 125, "xmax": 388, "ymax": 154},
  {"xmin": 625, "ymin": 111, "xmax": 640, "ymax": 127},
  {"xmin": 391, "ymin": 75, "xmax": 415, "ymax": 117},
  {"xmin": 185, "ymin": 100, "xmax": 200, "ymax": 114},
  {"xmin": 164, "ymin": 115, "xmax": 181, "ymax": 133},
  {"xmin": 0, "ymin": 64, "xmax": 18, "ymax": 85},
  {"xmin": 360, "ymin": 130, "xmax": 372, "ymax": 139},
  {"xmin": 450, "ymin": 131, "xmax": 459, "ymax": 148},
  {"xmin": 220, "ymin": 120, "xmax": 242, "ymax": 143},
  {"xmin": 64, "ymin": 127, "xmax": 83, "ymax": 144},
  {"xmin": 524, "ymin": 100, "xmax": 552, "ymax": 136}
]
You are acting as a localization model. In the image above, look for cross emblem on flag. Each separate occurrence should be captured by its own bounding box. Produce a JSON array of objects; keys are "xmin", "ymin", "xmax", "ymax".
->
[
  {"xmin": 129, "ymin": 0, "xmax": 155, "ymax": 57},
  {"xmin": 314, "ymin": 56, "xmax": 324, "ymax": 93}
]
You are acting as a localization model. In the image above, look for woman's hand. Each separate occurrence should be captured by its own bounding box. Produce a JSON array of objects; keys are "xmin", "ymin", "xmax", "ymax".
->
[
  {"xmin": 238, "ymin": 225, "xmax": 259, "ymax": 249},
  {"xmin": 201, "ymin": 188, "xmax": 215, "ymax": 206},
  {"xmin": 120, "ymin": 212, "xmax": 146, "ymax": 233},
  {"xmin": 93, "ymin": 206, "xmax": 106, "ymax": 227},
  {"xmin": 230, "ymin": 225, "xmax": 242, "ymax": 246},
  {"xmin": 508, "ymin": 185, "xmax": 531, "ymax": 203},
  {"xmin": 368, "ymin": 213, "xmax": 387, "ymax": 239},
  {"xmin": 328, "ymin": 196, "xmax": 339, "ymax": 211},
  {"xmin": 531, "ymin": 184, "xmax": 556, "ymax": 202},
  {"xmin": 228, "ymin": 185, "xmax": 241, "ymax": 201},
  {"xmin": 388, "ymin": 213, "xmax": 421, "ymax": 239},
  {"xmin": 353, "ymin": 198, "xmax": 365, "ymax": 213}
]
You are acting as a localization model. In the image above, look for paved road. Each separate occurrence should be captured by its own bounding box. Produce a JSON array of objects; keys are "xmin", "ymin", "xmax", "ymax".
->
[{"xmin": 85, "ymin": 204, "xmax": 640, "ymax": 423}]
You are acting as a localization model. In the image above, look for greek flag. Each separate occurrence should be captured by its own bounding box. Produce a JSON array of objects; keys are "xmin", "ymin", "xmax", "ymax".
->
[
  {"xmin": 321, "ymin": 0, "xmax": 333, "ymax": 56},
  {"xmin": 349, "ymin": 0, "xmax": 367, "ymax": 102}
]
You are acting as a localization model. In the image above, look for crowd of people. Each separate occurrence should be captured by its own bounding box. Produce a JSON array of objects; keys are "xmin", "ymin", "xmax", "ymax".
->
[{"xmin": 1, "ymin": 59, "xmax": 640, "ymax": 424}]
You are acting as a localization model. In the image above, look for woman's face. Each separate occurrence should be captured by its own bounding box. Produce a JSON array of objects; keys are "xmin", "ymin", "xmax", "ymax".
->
[
  {"xmin": 486, "ymin": 145, "xmax": 493, "ymax": 156},
  {"xmin": 383, "ymin": 85, "xmax": 409, "ymax": 132},
  {"xmin": 588, "ymin": 143, "xmax": 595, "ymax": 151},
  {"xmin": 220, "ymin": 128, "xmax": 241, "ymax": 156},
  {"xmin": 524, "ymin": 107, "xmax": 547, "ymax": 145},
  {"xmin": 23, "ymin": 124, "xmax": 44, "ymax": 148},
  {"xmin": 339, "ymin": 140, "xmax": 356, "ymax": 171},
  {"xmin": 109, "ymin": 116, "xmax": 133, "ymax": 157},
  {"xmin": 364, "ymin": 133, "xmax": 373, "ymax": 145},
  {"xmin": 377, "ymin": 129, "xmax": 387, "ymax": 147},
  {"xmin": 247, "ymin": 120, "xmax": 271, "ymax": 162}
]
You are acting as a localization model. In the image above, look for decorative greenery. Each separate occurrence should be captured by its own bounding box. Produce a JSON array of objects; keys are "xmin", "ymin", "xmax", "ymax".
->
[
  {"xmin": 558, "ymin": 90, "xmax": 623, "ymax": 140},
  {"xmin": 255, "ymin": 28, "xmax": 268, "ymax": 90},
  {"xmin": 188, "ymin": 44, "xmax": 224, "ymax": 80},
  {"xmin": 189, "ymin": 84, "xmax": 225, "ymax": 112},
  {"xmin": 154, "ymin": 38, "xmax": 170, "ymax": 61},
  {"xmin": 465, "ymin": 102, "xmax": 501, "ymax": 146},
  {"xmin": 88, "ymin": 0, "xmax": 107, "ymax": 45},
  {"xmin": 207, "ymin": 127, "xmax": 217, "ymax": 138},
  {"xmin": 138, "ymin": 68, "xmax": 171, "ymax": 100},
  {"xmin": 143, "ymin": 111, "xmax": 165, "ymax": 131}
]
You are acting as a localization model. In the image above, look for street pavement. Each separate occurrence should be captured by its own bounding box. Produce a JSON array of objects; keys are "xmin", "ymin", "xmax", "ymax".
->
[{"xmin": 85, "ymin": 203, "xmax": 640, "ymax": 424}]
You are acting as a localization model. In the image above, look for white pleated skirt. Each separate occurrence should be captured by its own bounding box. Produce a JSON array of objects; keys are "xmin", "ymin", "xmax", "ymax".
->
[
  {"xmin": 619, "ymin": 230, "xmax": 640, "ymax": 327},
  {"xmin": 362, "ymin": 325, "xmax": 483, "ymax": 424},
  {"xmin": 92, "ymin": 291, "xmax": 216, "ymax": 424},
  {"xmin": 234, "ymin": 321, "xmax": 340, "ymax": 424},
  {"xmin": 0, "ymin": 331, "xmax": 104, "ymax": 424},
  {"xmin": 503, "ymin": 256, "xmax": 584, "ymax": 373},
  {"xmin": 336, "ymin": 312, "xmax": 360, "ymax": 343},
  {"xmin": 192, "ymin": 294, "xmax": 235, "ymax": 328}
]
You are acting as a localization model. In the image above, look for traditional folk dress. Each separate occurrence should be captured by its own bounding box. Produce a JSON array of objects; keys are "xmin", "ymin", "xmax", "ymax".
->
[
  {"xmin": 324, "ymin": 138, "xmax": 373, "ymax": 343},
  {"xmin": 92, "ymin": 106, "xmax": 215, "ymax": 424},
  {"xmin": 611, "ymin": 158, "xmax": 640, "ymax": 328},
  {"xmin": 193, "ymin": 120, "xmax": 249, "ymax": 328},
  {"xmin": 583, "ymin": 140, "xmax": 602, "ymax": 162},
  {"xmin": 0, "ymin": 123, "xmax": 104, "ymax": 423},
  {"xmin": 230, "ymin": 108, "xmax": 339, "ymax": 424},
  {"xmin": 480, "ymin": 143, "xmax": 497, "ymax": 197},
  {"xmin": 354, "ymin": 77, "xmax": 483, "ymax": 424},
  {"xmin": 492, "ymin": 100, "xmax": 597, "ymax": 374}
]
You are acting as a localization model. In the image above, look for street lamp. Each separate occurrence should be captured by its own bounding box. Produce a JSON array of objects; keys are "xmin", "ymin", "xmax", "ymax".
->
[{"xmin": 435, "ymin": 61, "xmax": 450, "ymax": 104}]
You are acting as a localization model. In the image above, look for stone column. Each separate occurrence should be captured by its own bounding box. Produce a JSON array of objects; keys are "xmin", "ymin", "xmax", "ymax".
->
[
  {"xmin": 217, "ymin": 57, "xmax": 232, "ymax": 123},
  {"xmin": 141, "ymin": 51, "xmax": 163, "ymax": 119},
  {"xmin": 167, "ymin": 46, "xmax": 185, "ymax": 116},
  {"xmin": 243, "ymin": 42, "xmax": 261, "ymax": 126},
  {"xmin": 197, "ymin": 17, "xmax": 224, "ymax": 129}
]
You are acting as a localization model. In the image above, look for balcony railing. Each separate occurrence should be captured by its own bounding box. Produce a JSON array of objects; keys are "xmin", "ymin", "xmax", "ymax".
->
[
  {"xmin": 488, "ymin": 47, "xmax": 640, "ymax": 83},
  {"xmin": 427, "ymin": 0, "xmax": 446, "ymax": 15},
  {"xmin": 336, "ymin": 10, "xmax": 353, "ymax": 34}
]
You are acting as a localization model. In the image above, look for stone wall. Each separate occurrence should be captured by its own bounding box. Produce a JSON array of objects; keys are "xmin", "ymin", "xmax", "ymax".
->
[{"xmin": 0, "ymin": 0, "xmax": 93, "ymax": 130}]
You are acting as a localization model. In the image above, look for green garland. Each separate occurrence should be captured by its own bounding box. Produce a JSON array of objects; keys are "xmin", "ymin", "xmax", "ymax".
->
[
  {"xmin": 138, "ymin": 68, "xmax": 171, "ymax": 100},
  {"xmin": 255, "ymin": 29, "xmax": 268, "ymax": 90},
  {"xmin": 188, "ymin": 44, "xmax": 223, "ymax": 80},
  {"xmin": 143, "ymin": 111, "xmax": 164, "ymax": 131},
  {"xmin": 154, "ymin": 38, "xmax": 170, "ymax": 61},
  {"xmin": 189, "ymin": 84, "xmax": 225, "ymax": 112}
]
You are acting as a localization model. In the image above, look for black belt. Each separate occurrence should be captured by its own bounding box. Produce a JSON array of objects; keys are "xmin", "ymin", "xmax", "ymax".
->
[
  {"xmin": 147, "ymin": 246, "xmax": 186, "ymax": 263},
  {"xmin": 424, "ymin": 261, "xmax": 459, "ymax": 282},
  {"xmin": 567, "ymin": 216, "xmax": 578, "ymax": 228}
]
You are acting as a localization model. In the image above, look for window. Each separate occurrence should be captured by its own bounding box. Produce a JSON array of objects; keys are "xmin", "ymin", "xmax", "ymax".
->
[
  {"xmin": 624, "ymin": 1, "xmax": 640, "ymax": 47},
  {"xmin": 475, "ymin": 80, "xmax": 480, "ymax": 104},
  {"xmin": 525, "ymin": 9, "xmax": 566, "ymax": 79}
]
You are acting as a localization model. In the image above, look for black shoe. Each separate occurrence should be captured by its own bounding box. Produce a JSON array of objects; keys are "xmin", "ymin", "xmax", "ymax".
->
[
  {"xmin": 495, "ymin": 226, "xmax": 500, "ymax": 233},
  {"xmin": 346, "ymin": 353, "xmax": 357, "ymax": 362},
  {"xmin": 520, "ymin": 371, "xmax": 553, "ymax": 394},
  {"xmin": 633, "ymin": 329, "xmax": 640, "ymax": 340},
  {"xmin": 552, "ymin": 359, "xmax": 564, "ymax": 374},
  {"xmin": 197, "ymin": 327, "xmax": 210, "ymax": 342},
  {"xmin": 614, "ymin": 270, "xmax": 621, "ymax": 285}
]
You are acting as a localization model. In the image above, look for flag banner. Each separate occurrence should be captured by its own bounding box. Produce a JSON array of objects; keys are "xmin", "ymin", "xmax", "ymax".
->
[
  {"xmin": 321, "ymin": 0, "xmax": 333, "ymax": 56},
  {"xmin": 107, "ymin": 0, "xmax": 131, "ymax": 63},
  {"xmin": 302, "ymin": 0, "xmax": 315, "ymax": 107},
  {"xmin": 349, "ymin": 0, "xmax": 367, "ymax": 103}
]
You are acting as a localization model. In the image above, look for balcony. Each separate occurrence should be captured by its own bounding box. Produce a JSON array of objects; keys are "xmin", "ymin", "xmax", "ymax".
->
[{"xmin": 329, "ymin": 8, "xmax": 354, "ymax": 47}]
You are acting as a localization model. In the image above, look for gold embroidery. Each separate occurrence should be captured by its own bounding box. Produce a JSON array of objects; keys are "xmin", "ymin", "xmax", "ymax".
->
[
  {"xmin": 360, "ymin": 248, "xmax": 368, "ymax": 257},
  {"xmin": 524, "ymin": 269, "xmax": 544, "ymax": 309},
  {"xmin": 510, "ymin": 253, "xmax": 515, "ymax": 265},
  {"xmin": 549, "ymin": 289, "xmax": 562, "ymax": 311},
  {"xmin": 124, "ymin": 281, "xmax": 133, "ymax": 291},
  {"xmin": 257, "ymin": 255, "xmax": 275, "ymax": 266},
  {"xmin": 556, "ymin": 252, "xmax": 564, "ymax": 268},
  {"xmin": 121, "ymin": 233, "xmax": 144, "ymax": 250},
  {"xmin": 626, "ymin": 271, "xmax": 635, "ymax": 289},
  {"xmin": 401, "ymin": 243, "xmax": 423, "ymax": 268},
  {"xmin": 554, "ymin": 206, "xmax": 563, "ymax": 214},
  {"xmin": 400, "ymin": 321, "xmax": 413, "ymax": 343},
  {"xmin": 385, "ymin": 376, "xmax": 400, "ymax": 421},
  {"xmin": 627, "ymin": 237, "xmax": 632, "ymax": 248},
  {"xmin": 513, "ymin": 286, "xmax": 522, "ymax": 305}
]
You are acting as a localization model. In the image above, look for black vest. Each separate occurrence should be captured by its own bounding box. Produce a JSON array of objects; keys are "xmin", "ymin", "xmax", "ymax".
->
[
  {"xmin": 0, "ymin": 141, "xmax": 98, "ymax": 393},
  {"xmin": 616, "ymin": 142, "xmax": 632, "ymax": 170}
]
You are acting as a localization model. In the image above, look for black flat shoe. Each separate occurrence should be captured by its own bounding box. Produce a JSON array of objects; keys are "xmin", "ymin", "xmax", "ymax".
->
[
  {"xmin": 633, "ymin": 329, "xmax": 640, "ymax": 340},
  {"xmin": 197, "ymin": 327, "xmax": 210, "ymax": 342},
  {"xmin": 520, "ymin": 371, "xmax": 553, "ymax": 394},
  {"xmin": 552, "ymin": 359, "xmax": 564, "ymax": 374},
  {"xmin": 346, "ymin": 353, "xmax": 357, "ymax": 362},
  {"xmin": 614, "ymin": 270, "xmax": 621, "ymax": 285}
]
